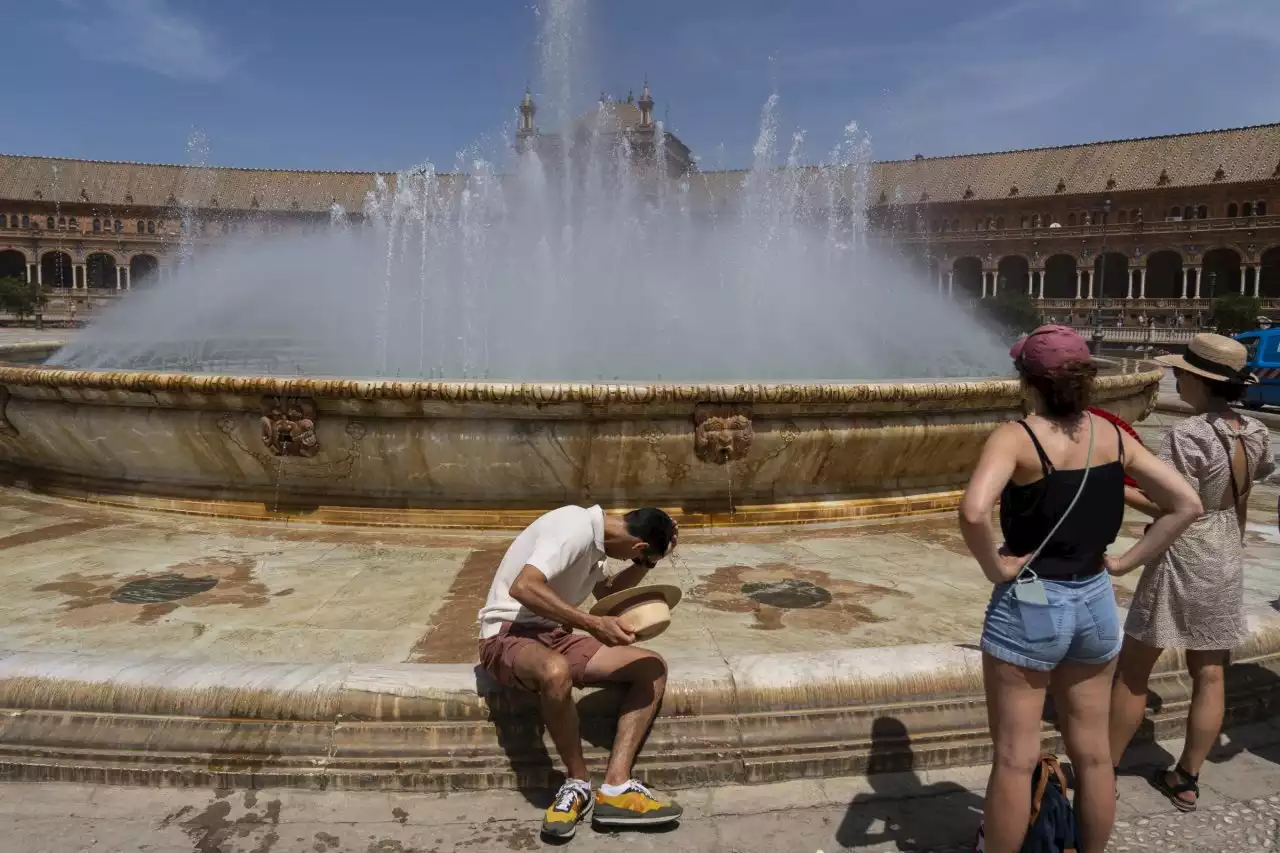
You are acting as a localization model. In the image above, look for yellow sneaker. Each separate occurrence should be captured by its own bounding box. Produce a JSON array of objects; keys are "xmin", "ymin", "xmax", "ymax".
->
[
  {"xmin": 593, "ymin": 779, "xmax": 683, "ymax": 827},
  {"xmin": 542, "ymin": 779, "xmax": 593, "ymax": 839}
]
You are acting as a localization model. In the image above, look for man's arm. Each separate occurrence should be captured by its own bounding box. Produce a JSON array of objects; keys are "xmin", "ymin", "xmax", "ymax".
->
[{"xmin": 509, "ymin": 565, "xmax": 634, "ymax": 646}]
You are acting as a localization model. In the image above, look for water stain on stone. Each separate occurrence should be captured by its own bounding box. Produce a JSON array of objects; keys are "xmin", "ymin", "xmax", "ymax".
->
[
  {"xmin": 392, "ymin": 807, "xmax": 409, "ymax": 825},
  {"xmin": 690, "ymin": 563, "xmax": 909, "ymax": 633},
  {"xmin": 0, "ymin": 520, "xmax": 109, "ymax": 551},
  {"xmin": 178, "ymin": 794, "xmax": 284, "ymax": 853},
  {"xmin": 502, "ymin": 824, "xmax": 540, "ymax": 851},
  {"xmin": 406, "ymin": 547, "xmax": 506, "ymax": 664},
  {"xmin": 34, "ymin": 555, "xmax": 275, "ymax": 627},
  {"xmin": 313, "ymin": 831, "xmax": 341, "ymax": 852}
]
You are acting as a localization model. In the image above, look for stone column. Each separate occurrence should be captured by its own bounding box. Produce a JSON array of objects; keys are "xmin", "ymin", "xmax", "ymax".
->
[
  {"xmin": 26, "ymin": 263, "xmax": 35, "ymax": 284},
  {"xmin": 1255, "ymin": 267, "xmax": 1263, "ymax": 298},
  {"xmin": 1192, "ymin": 267, "xmax": 1202, "ymax": 299},
  {"xmin": 1086, "ymin": 270, "xmax": 1094, "ymax": 300},
  {"xmin": 74, "ymin": 264, "xmax": 86, "ymax": 290},
  {"xmin": 115, "ymin": 265, "xmax": 124, "ymax": 291},
  {"xmin": 1181, "ymin": 267, "xmax": 1190, "ymax": 299},
  {"xmin": 1036, "ymin": 271, "xmax": 1045, "ymax": 299},
  {"xmin": 1076, "ymin": 269, "xmax": 1084, "ymax": 299},
  {"xmin": 947, "ymin": 271, "xmax": 954, "ymax": 297},
  {"xmin": 1137, "ymin": 268, "xmax": 1146, "ymax": 299},
  {"xmin": 981, "ymin": 273, "xmax": 988, "ymax": 299},
  {"xmin": 1127, "ymin": 269, "xmax": 1134, "ymax": 299},
  {"xmin": 122, "ymin": 268, "xmax": 130, "ymax": 290}
]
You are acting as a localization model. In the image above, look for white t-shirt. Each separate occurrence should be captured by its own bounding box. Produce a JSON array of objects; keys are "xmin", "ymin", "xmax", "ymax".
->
[{"xmin": 478, "ymin": 505, "xmax": 606, "ymax": 639}]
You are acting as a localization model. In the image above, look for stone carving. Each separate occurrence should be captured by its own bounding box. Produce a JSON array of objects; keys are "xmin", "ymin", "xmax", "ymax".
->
[
  {"xmin": 693, "ymin": 405, "xmax": 754, "ymax": 465},
  {"xmin": 259, "ymin": 398, "xmax": 319, "ymax": 457},
  {"xmin": 0, "ymin": 386, "xmax": 15, "ymax": 436}
]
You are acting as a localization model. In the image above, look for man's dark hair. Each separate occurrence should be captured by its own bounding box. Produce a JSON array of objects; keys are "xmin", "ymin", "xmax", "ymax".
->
[{"xmin": 624, "ymin": 507, "xmax": 676, "ymax": 557}]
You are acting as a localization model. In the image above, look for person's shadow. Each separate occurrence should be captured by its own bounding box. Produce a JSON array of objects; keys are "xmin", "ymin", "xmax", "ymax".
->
[{"xmin": 836, "ymin": 717, "xmax": 986, "ymax": 851}]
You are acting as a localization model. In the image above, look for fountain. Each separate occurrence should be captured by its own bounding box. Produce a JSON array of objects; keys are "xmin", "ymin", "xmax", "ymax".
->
[{"xmin": 0, "ymin": 2, "xmax": 1161, "ymax": 525}]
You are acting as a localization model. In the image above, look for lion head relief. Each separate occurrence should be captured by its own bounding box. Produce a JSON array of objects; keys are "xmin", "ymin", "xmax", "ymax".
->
[{"xmin": 693, "ymin": 405, "xmax": 754, "ymax": 465}]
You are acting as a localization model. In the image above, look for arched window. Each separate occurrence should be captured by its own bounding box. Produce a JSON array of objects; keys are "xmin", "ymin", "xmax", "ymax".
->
[
  {"xmin": 1067, "ymin": 213, "xmax": 1077, "ymax": 226},
  {"xmin": 951, "ymin": 219, "xmax": 959, "ymax": 231},
  {"xmin": 1227, "ymin": 203, "xmax": 1238, "ymax": 218},
  {"xmin": 1242, "ymin": 202, "xmax": 1253, "ymax": 217},
  {"xmin": 1020, "ymin": 215, "xmax": 1028, "ymax": 229},
  {"xmin": 114, "ymin": 219, "xmax": 122, "ymax": 232},
  {"xmin": 1131, "ymin": 208, "xmax": 1141, "ymax": 222},
  {"xmin": 976, "ymin": 219, "xmax": 985, "ymax": 231},
  {"xmin": 1170, "ymin": 206, "xmax": 1181, "ymax": 219},
  {"xmin": 147, "ymin": 221, "xmax": 155, "ymax": 234},
  {"xmin": 1258, "ymin": 201, "xmax": 1268, "ymax": 216},
  {"xmin": 995, "ymin": 216, "xmax": 1005, "ymax": 229},
  {"xmin": 58, "ymin": 217, "xmax": 66, "ymax": 228},
  {"xmin": 137, "ymin": 220, "xmax": 146, "ymax": 234},
  {"xmin": 1117, "ymin": 211, "xmax": 1127, "ymax": 224},
  {"xmin": 67, "ymin": 217, "xmax": 77, "ymax": 229},
  {"xmin": 940, "ymin": 220, "xmax": 948, "ymax": 233},
  {"xmin": 1197, "ymin": 205, "xmax": 1208, "ymax": 219},
  {"xmin": 92, "ymin": 218, "xmax": 101, "ymax": 233},
  {"xmin": 46, "ymin": 216, "xmax": 55, "ymax": 229},
  {"xmin": 1030, "ymin": 214, "xmax": 1040, "ymax": 228},
  {"xmin": 20, "ymin": 215, "xmax": 28, "ymax": 228}
]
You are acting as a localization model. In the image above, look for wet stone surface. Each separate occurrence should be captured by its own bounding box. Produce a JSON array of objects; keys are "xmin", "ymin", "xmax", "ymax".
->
[
  {"xmin": 741, "ymin": 578, "xmax": 833, "ymax": 609},
  {"xmin": 110, "ymin": 574, "xmax": 219, "ymax": 604}
]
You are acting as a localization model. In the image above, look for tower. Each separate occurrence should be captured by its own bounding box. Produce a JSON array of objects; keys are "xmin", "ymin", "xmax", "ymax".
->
[
  {"xmin": 638, "ymin": 79, "xmax": 654, "ymax": 128},
  {"xmin": 516, "ymin": 87, "xmax": 537, "ymax": 151}
]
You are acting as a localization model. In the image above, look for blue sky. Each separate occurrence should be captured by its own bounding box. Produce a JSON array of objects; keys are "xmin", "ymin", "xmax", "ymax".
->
[{"xmin": 5, "ymin": 0, "xmax": 1280, "ymax": 172}]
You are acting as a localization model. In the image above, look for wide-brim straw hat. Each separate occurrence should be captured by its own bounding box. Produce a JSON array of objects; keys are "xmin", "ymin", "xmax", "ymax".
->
[
  {"xmin": 1155, "ymin": 333, "xmax": 1257, "ymax": 385},
  {"xmin": 589, "ymin": 584, "xmax": 683, "ymax": 642}
]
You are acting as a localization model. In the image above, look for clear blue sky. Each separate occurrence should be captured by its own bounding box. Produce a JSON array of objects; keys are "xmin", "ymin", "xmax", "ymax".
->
[{"xmin": 6, "ymin": 0, "xmax": 1279, "ymax": 172}]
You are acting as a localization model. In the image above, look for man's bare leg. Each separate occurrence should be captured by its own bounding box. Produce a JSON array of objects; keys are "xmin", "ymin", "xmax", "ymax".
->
[
  {"xmin": 582, "ymin": 646, "xmax": 668, "ymax": 786},
  {"xmin": 510, "ymin": 643, "xmax": 589, "ymax": 780}
]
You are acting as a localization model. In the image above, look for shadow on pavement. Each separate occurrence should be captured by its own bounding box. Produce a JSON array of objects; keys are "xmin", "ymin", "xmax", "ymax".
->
[{"xmin": 835, "ymin": 716, "xmax": 985, "ymax": 851}]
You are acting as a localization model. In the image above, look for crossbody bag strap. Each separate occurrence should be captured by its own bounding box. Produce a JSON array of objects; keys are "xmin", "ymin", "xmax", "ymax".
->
[{"xmin": 1014, "ymin": 414, "xmax": 1095, "ymax": 583}]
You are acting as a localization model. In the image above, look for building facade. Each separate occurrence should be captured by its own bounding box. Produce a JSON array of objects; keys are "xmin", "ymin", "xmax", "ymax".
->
[{"xmin": 2, "ymin": 94, "xmax": 1278, "ymax": 329}]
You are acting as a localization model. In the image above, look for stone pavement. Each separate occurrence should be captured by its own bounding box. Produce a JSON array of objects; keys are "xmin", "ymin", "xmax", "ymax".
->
[{"xmin": 0, "ymin": 720, "xmax": 1277, "ymax": 852}]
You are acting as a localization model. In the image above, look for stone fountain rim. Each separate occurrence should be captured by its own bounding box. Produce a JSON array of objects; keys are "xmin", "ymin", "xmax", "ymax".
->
[{"xmin": 0, "ymin": 341, "xmax": 1164, "ymax": 405}]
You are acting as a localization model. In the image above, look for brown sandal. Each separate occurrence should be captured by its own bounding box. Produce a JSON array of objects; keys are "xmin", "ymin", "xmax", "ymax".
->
[{"xmin": 1153, "ymin": 764, "xmax": 1199, "ymax": 812}]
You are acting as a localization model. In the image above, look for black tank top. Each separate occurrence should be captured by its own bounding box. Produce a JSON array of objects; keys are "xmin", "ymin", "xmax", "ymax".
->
[{"xmin": 999, "ymin": 418, "xmax": 1126, "ymax": 579}]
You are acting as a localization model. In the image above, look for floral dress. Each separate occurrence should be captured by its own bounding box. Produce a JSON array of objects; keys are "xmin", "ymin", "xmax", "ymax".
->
[{"xmin": 1125, "ymin": 414, "xmax": 1275, "ymax": 650}]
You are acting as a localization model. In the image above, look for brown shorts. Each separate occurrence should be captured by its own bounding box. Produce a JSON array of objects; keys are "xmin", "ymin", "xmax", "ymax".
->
[{"xmin": 478, "ymin": 622, "xmax": 603, "ymax": 692}]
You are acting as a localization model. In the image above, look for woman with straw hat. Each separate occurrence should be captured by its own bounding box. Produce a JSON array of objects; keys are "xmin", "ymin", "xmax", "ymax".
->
[{"xmin": 1109, "ymin": 333, "xmax": 1276, "ymax": 813}]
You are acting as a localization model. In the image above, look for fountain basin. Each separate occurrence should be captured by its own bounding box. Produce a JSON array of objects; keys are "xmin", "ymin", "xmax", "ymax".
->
[{"xmin": 0, "ymin": 343, "xmax": 1162, "ymax": 526}]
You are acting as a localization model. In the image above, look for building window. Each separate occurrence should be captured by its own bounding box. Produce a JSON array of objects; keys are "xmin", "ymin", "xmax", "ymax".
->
[
  {"xmin": 147, "ymin": 220, "xmax": 155, "ymax": 234},
  {"xmin": 137, "ymin": 220, "xmax": 146, "ymax": 234},
  {"xmin": 995, "ymin": 216, "xmax": 1005, "ymax": 229},
  {"xmin": 92, "ymin": 218, "xmax": 101, "ymax": 233},
  {"xmin": 976, "ymin": 219, "xmax": 985, "ymax": 231},
  {"xmin": 1242, "ymin": 202, "xmax": 1253, "ymax": 217},
  {"xmin": 951, "ymin": 219, "xmax": 959, "ymax": 231},
  {"xmin": 1130, "ymin": 208, "xmax": 1141, "ymax": 222},
  {"xmin": 1197, "ymin": 205, "xmax": 1208, "ymax": 219},
  {"xmin": 21, "ymin": 215, "xmax": 28, "ymax": 228},
  {"xmin": 46, "ymin": 216, "xmax": 55, "ymax": 229},
  {"xmin": 1117, "ymin": 211, "xmax": 1127, "ymax": 224},
  {"xmin": 1170, "ymin": 206, "xmax": 1181, "ymax": 219},
  {"xmin": 67, "ymin": 217, "xmax": 77, "ymax": 229},
  {"xmin": 1227, "ymin": 203, "xmax": 1239, "ymax": 218},
  {"xmin": 1258, "ymin": 201, "xmax": 1268, "ymax": 216},
  {"xmin": 114, "ymin": 219, "xmax": 123, "ymax": 233},
  {"xmin": 1067, "ymin": 213, "xmax": 1077, "ymax": 226}
]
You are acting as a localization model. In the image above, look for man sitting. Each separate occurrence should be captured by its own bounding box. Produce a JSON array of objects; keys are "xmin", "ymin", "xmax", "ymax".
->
[{"xmin": 477, "ymin": 504, "xmax": 682, "ymax": 839}]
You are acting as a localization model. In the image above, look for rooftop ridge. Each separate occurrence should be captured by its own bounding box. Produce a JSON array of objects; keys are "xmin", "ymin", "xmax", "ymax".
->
[
  {"xmin": 874, "ymin": 121, "xmax": 1280, "ymax": 165},
  {"xmin": 0, "ymin": 151, "xmax": 389, "ymax": 177}
]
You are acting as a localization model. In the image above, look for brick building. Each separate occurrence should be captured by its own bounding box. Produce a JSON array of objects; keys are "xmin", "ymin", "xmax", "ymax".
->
[{"xmin": 2, "ymin": 90, "xmax": 1278, "ymax": 329}]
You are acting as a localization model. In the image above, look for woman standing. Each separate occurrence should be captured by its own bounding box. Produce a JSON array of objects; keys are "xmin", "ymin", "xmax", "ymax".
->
[
  {"xmin": 960, "ymin": 325, "xmax": 1200, "ymax": 853},
  {"xmin": 1109, "ymin": 333, "xmax": 1275, "ymax": 812}
]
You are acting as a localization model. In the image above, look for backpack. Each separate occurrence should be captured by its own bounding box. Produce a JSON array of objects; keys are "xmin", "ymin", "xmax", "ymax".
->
[{"xmin": 973, "ymin": 755, "xmax": 1079, "ymax": 853}]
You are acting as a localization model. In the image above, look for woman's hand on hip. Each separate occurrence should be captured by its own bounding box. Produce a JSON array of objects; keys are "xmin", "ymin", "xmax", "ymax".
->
[
  {"xmin": 994, "ymin": 547, "xmax": 1029, "ymax": 584},
  {"xmin": 1104, "ymin": 554, "xmax": 1134, "ymax": 576}
]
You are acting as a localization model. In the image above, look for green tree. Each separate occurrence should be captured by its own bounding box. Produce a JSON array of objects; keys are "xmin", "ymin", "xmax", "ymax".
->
[
  {"xmin": 0, "ymin": 276, "xmax": 46, "ymax": 322},
  {"xmin": 1208, "ymin": 293, "xmax": 1262, "ymax": 336},
  {"xmin": 981, "ymin": 289, "xmax": 1042, "ymax": 336}
]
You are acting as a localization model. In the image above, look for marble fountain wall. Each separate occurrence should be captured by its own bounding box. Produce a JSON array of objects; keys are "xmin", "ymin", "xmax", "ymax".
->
[{"xmin": 0, "ymin": 343, "xmax": 1162, "ymax": 525}]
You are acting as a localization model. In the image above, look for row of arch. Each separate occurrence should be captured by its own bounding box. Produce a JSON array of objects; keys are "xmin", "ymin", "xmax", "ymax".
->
[
  {"xmin": 945, "ymin": 246, "xmax": 1280, "ymax": 300},
  {"xmin": 0, "ymin": 250, "xmax": 159, "ymax": 288}
]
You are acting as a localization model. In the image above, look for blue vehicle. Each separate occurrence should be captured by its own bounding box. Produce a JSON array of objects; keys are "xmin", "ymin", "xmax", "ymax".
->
[{"xmin": 1236, "ymin": 327, "xmax": 1280, "ymax": 409}]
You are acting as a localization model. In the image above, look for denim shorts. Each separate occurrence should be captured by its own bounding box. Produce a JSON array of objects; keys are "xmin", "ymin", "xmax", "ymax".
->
[{"xmin": 980, "ymin": 572, "xmax": 1122, "ymax": 672}]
